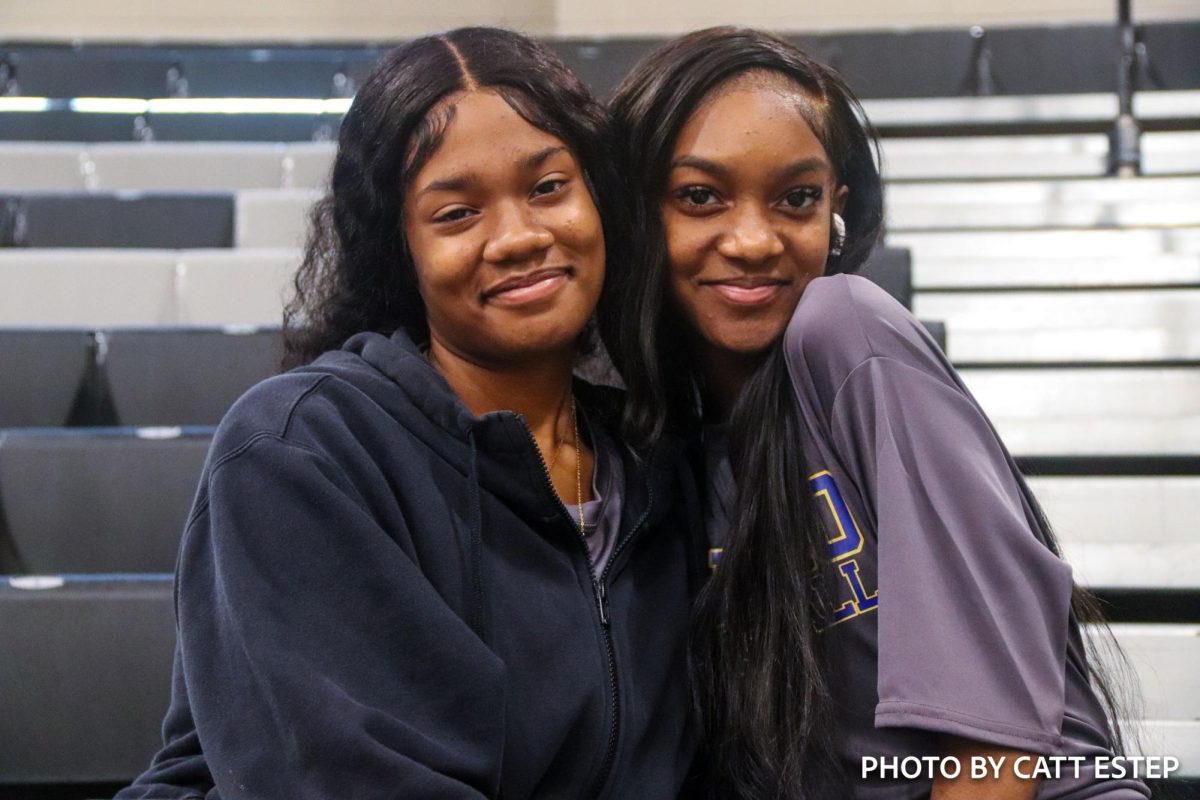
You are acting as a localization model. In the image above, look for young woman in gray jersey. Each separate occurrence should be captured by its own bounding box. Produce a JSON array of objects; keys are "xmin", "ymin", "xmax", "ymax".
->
[{"xmin": 608, "ymin": 27, "xmax": 1147, "ymax": 800}]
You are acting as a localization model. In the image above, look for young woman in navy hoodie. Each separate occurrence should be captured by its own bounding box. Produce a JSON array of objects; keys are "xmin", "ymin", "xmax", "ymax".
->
[{"xmin": 117, "ymin": 28, "xmax": 703, "ymax": 800}]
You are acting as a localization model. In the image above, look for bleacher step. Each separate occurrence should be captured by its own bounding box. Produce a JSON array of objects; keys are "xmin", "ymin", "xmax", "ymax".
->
[
  {"xmin": 890, "ymin": 227, "xmax": 1200, "ymax": 261},
  {"xmin": 1029, "ymin": 476, "xmax": 1199, "ymax": 546},
  {"xmin": 0, "ymin": 248, "xmax": 299, "ymax": 327},
  {"xmin": 888, "ymin": 175, "xmax": 1200, "ymax": 230},
  {"xmin": 1067, "ymin": 545, "xmax": 1200, "ymax": 589},
  {"xmin": 881, "ymin": 131, "xmax": 1200, "ymax": 180},
  {"xmin": 863, "ymin": 90, "xmax": 1200, "ymax": 133},
  {"xmin": 913, "ymin": 255, "xmax": 1200, "ymax": 289},
  {"xmin": 915, "ymin": 289, "xmax": 1200, "ymax": 363}
]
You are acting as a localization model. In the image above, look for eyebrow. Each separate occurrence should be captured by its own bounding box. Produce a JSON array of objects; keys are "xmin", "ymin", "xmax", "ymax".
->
[
  {"xmin": 417, "ymin": 146, "xmax": 569, "ymax": 197},
  {"xmin": 525, "ymin": 145, "xmax": 567, "ymax": 169},
  {"xmin": 670, "ymin": 155, "xmax": 831, "ymax": 181},
  {"xmin": 419, "ymin": 174, "xmax": 477, "ymax": 196}
]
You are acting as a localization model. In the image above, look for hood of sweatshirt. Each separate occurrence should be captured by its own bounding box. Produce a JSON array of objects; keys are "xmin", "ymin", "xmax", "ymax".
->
[{"xmin": 293, "ymin": 328, "xmax": 679, "ymax": 548}]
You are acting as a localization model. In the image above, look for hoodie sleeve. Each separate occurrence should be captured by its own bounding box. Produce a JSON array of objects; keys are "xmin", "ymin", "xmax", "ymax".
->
[
  {"xmin": 174, "ymin": 433, "xmax": 503, "ymax": 800},
  {"xmin": 113, "ymin": 645, "xmax": 215, "ymax": 799}
]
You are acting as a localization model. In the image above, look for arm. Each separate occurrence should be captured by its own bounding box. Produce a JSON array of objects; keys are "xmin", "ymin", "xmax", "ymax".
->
[
  {"xmin": 114, "ymin": 646, "xmax": 213, "ymax": 798},
  {"xmin": 176, "ymin": 434, "xmax": 502, "ymax": 800},
  {"xmin": 828, "ymin": 355, "xmax": 1073, "ymax": 762},
  {"xmin": 931, "ymin": 737, "xmax": 1039, "ymax": 800}
]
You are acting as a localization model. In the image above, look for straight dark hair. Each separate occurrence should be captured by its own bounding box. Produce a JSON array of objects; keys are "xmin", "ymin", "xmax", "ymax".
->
[
  {"xmin": 610, "ymin": 26, "xmax": 1131, "ymax": 800},
  {"xmin": 283, "ymin": 27, "xmax": 626, "ymax": 368},
  {"xmin": 610, "ymin": 27, "xmax": 883, "ymax": 799}
]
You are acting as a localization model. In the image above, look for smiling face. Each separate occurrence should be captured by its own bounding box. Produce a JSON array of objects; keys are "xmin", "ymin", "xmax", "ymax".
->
[
  {"xmin": 662, "ymin": 73, "xmax": 847, "ymax": 361},
  {"xmin": 403, "ymin": 90, "xmax": 605, "ymax": 368}
]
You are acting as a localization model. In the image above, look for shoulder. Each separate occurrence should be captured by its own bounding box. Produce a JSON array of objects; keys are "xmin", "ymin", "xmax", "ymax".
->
[
  {"xmin": 207, "ymin": 353, "xmax": 406, "ymax": 474},
  {"xmin": 785, "ymin": 273, "xmax": 917, "ymax": 360},
  {"xmin": 783, "ymin": 274, "xmax": 948, "ymax": 411},
  {"xmin": 782, "ymin": 274, "xmax": 900, "ymax": 385}
]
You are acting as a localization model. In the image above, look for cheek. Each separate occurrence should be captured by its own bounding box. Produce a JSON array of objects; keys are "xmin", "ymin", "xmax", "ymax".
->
[
  {"xmin": 561, "ymin": 197, "xmax": 605, "ymax": 254},
  {"xmin": 664, "ymin": 257, "xmax": 707, "ymax": 331},
  {"xmin": 554, "ymin": 199, "xmax": 606, "ymax": 292},
  {"xmin": 661, "ymin": 210, "xmax": 706, "ymax": 277},
  {"xmin": 409, "ymin": 239, "xmax": 477, "ymax": 316},
  {"xmin": 791, "ymin": 225, "xmax": 832, "ymax": 275}
]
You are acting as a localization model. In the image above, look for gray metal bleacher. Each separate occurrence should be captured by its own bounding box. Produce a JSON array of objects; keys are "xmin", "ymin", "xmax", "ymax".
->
[
  {"xmin": 864, "ymin": 28, "xmax": 1200, "ymax": 786},
  {"xmin": 1, "ymin": 130, "xmax": 1198, "ymax": 194},
  {"xmin": 0, "ymin": 329, "xmax": 91, "ymax": 427},
  {"xmin": 0, "ymin": 327, "xmax": 282, "ymax": 427},
  {"xmin": 918, "ymin": 290, "xmax": 1200, "ymax": 363},
  {"xmin": 0, "ymin": 193, "xmax": 233, "ymax": 248},
  {"xmin": 1034, "ymin": 474, "xmax": 1198, "ymax": 587},
  {"xmin": 880, "ymin": 130, "xmax": 1200, "ymax": 180},
  {"xmin": 886, "ymin": 175, "xmax": 1200, "ymax": 230},
  {"xmin": 0, "ymin": 576, "xmax": 175, "ymax": 784},
  {"xmin": 0, "ymin": 142, "xmax": 334, "ymax": 192},
  {"xmin": 0, "ymin": 428, "xmax": 212, "ymax": 573},
  {"xmin": 0, "ymin": 250, "xmax": 295, "ymax": 326},
  {"xmin": 961, "ymin": 367, "xmax": 1199, "ymax": 455},
  {"xmin": 105, "ymin": 327, "xmax": 282, "ymax": 425},
  {"xmin": 0, "ymin": 24, "xmax": 1196, "ymax": 797},
  {"xmin": 913, "ymin": 255, "xmax": 1200, "ymax": 290},
  {"xmin": 0, "ymin": 329, "xmax": 269, "ymax": 783}
]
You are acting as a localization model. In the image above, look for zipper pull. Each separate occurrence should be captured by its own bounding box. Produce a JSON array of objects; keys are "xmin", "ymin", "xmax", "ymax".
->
[{"xmin": 593, "ymin": 580, "xmax": 610, "ymax": 628}]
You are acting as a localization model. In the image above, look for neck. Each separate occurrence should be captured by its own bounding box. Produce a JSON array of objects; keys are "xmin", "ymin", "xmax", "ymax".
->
[
  {"xmin": 428, "ymin": 335, "xmax": 593, "ymax": 505},
  {"xmin": 427, "ymin": 337, "xmax": 576, "ymax": 435},
  {"xmin": 700, "ymin": 344, "xmax": 767, "ymax": 424}
]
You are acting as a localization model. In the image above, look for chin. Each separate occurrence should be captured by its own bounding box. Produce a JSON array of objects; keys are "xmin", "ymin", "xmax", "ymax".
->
[
  {"xmin": 706, "ymin": 322, "xmax": 787, "ymax": 357},
  {"xmin": 504, "ymin": 325, "xmax": 587, "ymax": 360}
]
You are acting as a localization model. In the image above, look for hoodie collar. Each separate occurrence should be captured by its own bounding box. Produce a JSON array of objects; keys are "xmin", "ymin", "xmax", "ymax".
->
[{"xmin": 313, "ymin": 329, "xmax": 677, "ymax": 532}]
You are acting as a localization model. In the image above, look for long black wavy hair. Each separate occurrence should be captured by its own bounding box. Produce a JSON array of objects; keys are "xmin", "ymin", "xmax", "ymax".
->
[
  {"xmin": 283, "ymin": 27, "xmax": 626, "ymax": 367},
  {"xmin": 610, "ymin": 26, "xmax": 1130, "ymax": 800}
]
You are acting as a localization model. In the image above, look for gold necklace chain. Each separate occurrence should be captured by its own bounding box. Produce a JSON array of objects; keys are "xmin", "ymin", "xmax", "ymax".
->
[
  {"xmin": 545, "ymin": 401, "xmax": 567, "ymax": 474},
  {"xmin": 570, "ymin": 394, "xmax": 584, "ymax": 536},
  {"xmin": 426, "ymin": 347, "xmax": 584, "ymax": 535},
  {"xmin": 548, "ymin": 393, "xmax": 584, "ymax": 536}
]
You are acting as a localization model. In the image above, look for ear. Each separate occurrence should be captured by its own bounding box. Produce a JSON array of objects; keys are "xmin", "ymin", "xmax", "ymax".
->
[{"xmin": 832, "ymin": 184, "xmax": 849, "ymax": 215}]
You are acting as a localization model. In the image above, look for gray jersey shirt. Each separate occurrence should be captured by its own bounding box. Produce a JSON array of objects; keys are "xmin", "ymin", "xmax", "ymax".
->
[{"xmin": 706, "ymin": 274, "xmax": 1149, "ymax": 799}]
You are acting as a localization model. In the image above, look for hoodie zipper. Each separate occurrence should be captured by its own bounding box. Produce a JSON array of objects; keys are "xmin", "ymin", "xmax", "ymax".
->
[
  {"xmin": 513, "ymin": 414, "xmax": 654, "ymax": 800},
  {"xmin": 588, "ymin": 458, "xmax": 653, "ymax": 800}
]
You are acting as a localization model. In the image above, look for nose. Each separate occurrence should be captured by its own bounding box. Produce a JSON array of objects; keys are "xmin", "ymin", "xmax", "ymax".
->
[
  {"xmin": 716, "ymin": 203, "xmax": 785, "ymax": 264},
  {"xmin": 482, "ymin": 202, "xmax": 555, "ymax": 264}
]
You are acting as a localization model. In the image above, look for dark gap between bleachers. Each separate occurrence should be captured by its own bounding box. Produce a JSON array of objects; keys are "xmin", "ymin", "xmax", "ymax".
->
[
  {"xmin": 0, "ymin": 193, "xmax": 233, "ymax": 248},
  {"xmin": 1091, "ymin": 589, "xmax": 1200, "ymax": 624},
  {"xmin": 1017, "ymin": 455, "xmax": 1200, "ymax": 477}
]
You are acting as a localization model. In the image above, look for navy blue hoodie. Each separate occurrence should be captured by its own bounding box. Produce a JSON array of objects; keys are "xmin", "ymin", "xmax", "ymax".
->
[{"xmin": 117, "ymin": 330, "xmax": 705, "ymax": 800}]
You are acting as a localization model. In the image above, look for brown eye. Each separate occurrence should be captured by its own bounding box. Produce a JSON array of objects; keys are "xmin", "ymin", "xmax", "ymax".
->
[
  {"xmin": 782, "ymin": 187, "xmax": 821, "ymax": 210},
  {"xmin": 532, "ymin": 178, "xmax": 566, "ymax": 197},
  {"xmin": 433, "ymin": 207, "xmax": 474, "ymax": 224},
  {"xmin": 680, "ymin": 187, "xmax": 716, "ymax": 206}
]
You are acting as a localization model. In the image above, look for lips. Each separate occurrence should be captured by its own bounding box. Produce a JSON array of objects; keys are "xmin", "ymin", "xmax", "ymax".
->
[
  {"xmin": 483, "ymin": 268, "xmax": 572, "ymax": 306},
  {"xmin": 702, "ymin": 276, "xmax": 790, "ymax": 306}
]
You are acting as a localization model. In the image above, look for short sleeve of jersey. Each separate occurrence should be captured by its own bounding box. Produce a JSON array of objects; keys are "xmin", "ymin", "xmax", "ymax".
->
[
  {"xmin": 830, "ymin": 355, "xmax": 1074, "ymax": 752},
  {"xmin": 795, "ymin": 275, "xmax": 1076, "ymax": 754}
]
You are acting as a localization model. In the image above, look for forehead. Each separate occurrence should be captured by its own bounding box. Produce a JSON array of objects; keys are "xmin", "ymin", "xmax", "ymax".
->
[
  {"xmin": 672, "ymin": 79, "xmax": 828, "ymax": 164},
  {"xmin": 420, "ymin": 90, "xmax": 568, "ymax": 173}
]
